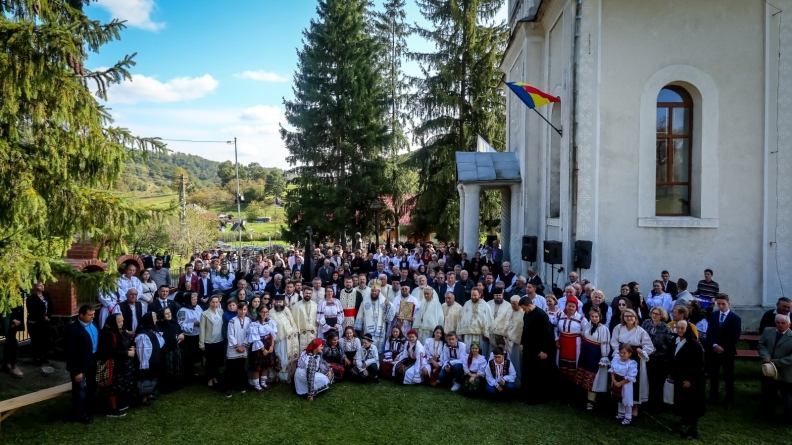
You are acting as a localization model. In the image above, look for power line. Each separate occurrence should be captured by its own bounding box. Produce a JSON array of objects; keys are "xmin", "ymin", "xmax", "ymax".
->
[{"xmin": 160, "ymin": 138, "xmax": 232, "ymax": 143}]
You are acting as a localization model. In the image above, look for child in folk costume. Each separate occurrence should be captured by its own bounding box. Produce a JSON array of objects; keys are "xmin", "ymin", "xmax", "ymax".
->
[
  {"xmin": 246, "ymin": 307, "xmax": 278, "ymax": 392},
  {"xmin": 354, "ymin": 333, "xmax": 380, "ymax": 382},
  {"xmin": 340, "ymin": 326, "xmax": 361, "ymax": 376},
  {"xmin": 461, "ymin": 341, "xmax": 487, "ymax": 395},
  {"xmin": 393, "ymin": 329, "xmax": 425, "ymax": 385},
  {"xmin": 610, "ymin": 344, "xmax": 639, "ymax": 426},
  {"xmin": 422, "ymin": 326, "xmax": 446, "ymax": 386},
  {"xmin": 575, "ymin": 307, "xmax": 612, "ymax": 411},
  {"xmin": 484, "ymin": 346, "xmax": 516, "ymax": 398},
  {"xmin": 380, "ymin": 326, "xmax": 406, "ymax": 378}
]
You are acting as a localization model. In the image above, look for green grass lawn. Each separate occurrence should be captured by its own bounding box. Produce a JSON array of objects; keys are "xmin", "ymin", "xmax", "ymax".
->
[{"xmin": 1, "ymin": 360, "xmax": 786, "ymax": 444}]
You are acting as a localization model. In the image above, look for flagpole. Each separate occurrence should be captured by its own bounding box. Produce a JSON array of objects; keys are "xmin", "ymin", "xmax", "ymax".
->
[{"xmin": 532, "ymin": 108, "xmax": 563, "ymax": 136}]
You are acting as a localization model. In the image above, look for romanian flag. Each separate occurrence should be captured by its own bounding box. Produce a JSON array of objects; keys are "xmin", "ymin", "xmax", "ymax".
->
[
  {"xmin": 275, "ymin": 196, "xmax": 282, "ymax": 206},
  {"xmin": 504, "ymin": 82, "xmax": 560, "ymax": 109}
]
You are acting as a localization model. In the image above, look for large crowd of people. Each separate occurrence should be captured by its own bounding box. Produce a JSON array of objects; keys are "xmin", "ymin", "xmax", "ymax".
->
[{"xmin": 3, "ymin": 241, "xmax": 791, "ymax": 440}]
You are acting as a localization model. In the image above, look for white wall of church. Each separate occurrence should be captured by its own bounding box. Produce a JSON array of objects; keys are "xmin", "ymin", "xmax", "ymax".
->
[{"xmin": 594, "ymin": 0, "xmax": 766, "ymax": 306}]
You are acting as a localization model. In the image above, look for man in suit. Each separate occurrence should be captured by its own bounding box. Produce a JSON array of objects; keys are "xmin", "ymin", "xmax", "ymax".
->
[
  {"xmin": 660, "ymin": 270, "xmax": 679, "ymax": 300},
  {"xmin": 526, "ymin": 266, "xmax": 545, "ymax": 296},
  {"xmin": 177, "ymin": 263, "xmax": 199, "ymax": 291},
  {"xmin": 489, "ymin": 241, "xmax": 503, "ymax": 275},
  {"xmin": 458, "ymin": 252, "xmax": 470, "ymax": 273},
  {"xmin": 459, "ymin": 270, "xmax": 475, "ymax": 302},
  {"xmin": 162, "ymin": 251, "xmax": 171, "ymax": 269},
  {"xmin": 564, "ymin": 271, "xmax": 579, "ymax": 288},
  {"xmin": 119, "ymin": 289, "xmax": 146, "ymax": 335},
  {"xmin": 149, "ymin": 285, "xmax": 180, "ymax": 316},
  {"xmin": 197, "ymin": 268, "xmax": 214, "ymax": 306},
  {"xmin": 439, "ymin": 271, "xmax": 466, "ymax": 305},
  {"xmin": 317, "ymin": 259, "xmax": 335, "ymax": 286},
  {"xmin": 66, "ymin": 304, "xmax": 98, "ymax": 424},
  {"xmin": 759, "ymin": 297, "xmax": 792, "ymax": 335},
  {"xmin": 705, "ymin": 293, "xmax": 742, "ymax": 409},
  {"xmin": 362, "ymin": 253, "xmax": 378, "ymax": 275},
  {"xmin": 757, "ymin": 314, "xmax": 792, "ymax": 421},
  {"xmin": 291, "ymin": 255, "xmax": 306, "ymax": 275}
]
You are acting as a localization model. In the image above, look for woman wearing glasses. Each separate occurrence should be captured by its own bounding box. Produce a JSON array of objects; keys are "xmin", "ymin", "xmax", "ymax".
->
[{"xmin": 610, "ymin": 308, "xmax": 654, "ymax": 419}]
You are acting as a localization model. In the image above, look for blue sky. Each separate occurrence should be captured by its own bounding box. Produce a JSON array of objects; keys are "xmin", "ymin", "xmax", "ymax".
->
[{"xmin": 87, "ymin": 0, "xmax": 505, "ymax": 169}]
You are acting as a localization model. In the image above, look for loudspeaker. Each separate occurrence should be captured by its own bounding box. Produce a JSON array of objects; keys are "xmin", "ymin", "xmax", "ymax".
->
[
  {"xmin": 543, "ymin": 240, "xmax": 562, "ymax": 265},
  {"xmin": 485, "ymin": 235, "xmax": 497, "ymax": 248},
  {"xmin": 521, "ymin": 236, "xmax": 538, "ymax": 262},
  {"xmin": 574, "ymin": 240, "xmax": 593, "ymax": 269}
]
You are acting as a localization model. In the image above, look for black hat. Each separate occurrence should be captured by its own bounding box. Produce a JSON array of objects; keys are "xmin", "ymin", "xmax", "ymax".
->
[
  {"xmin": 273, "ymin": 294, "xmax": 285, "ymax": 301},
  {"xmin": 361, "ymin": 333, "xmax": 374, "ymax": 343},
  {"xmin": 494, "ymin": 287, "xmax": 504, "ymax": 295}
]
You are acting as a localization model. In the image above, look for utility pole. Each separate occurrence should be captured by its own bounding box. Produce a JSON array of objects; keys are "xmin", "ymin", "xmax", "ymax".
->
[
  {"xmin": 179, "ymin": 173, "xmax": 187, "ymax": 225},
  {"xmin": 233, "ymin": 137, "xmax": 242, "ymax": 272}
]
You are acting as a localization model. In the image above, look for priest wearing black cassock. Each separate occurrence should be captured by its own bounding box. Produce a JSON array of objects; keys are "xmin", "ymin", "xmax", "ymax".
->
[{"xmin": 518, "ymin": 296, "xmax": 558, "ymax": 404}]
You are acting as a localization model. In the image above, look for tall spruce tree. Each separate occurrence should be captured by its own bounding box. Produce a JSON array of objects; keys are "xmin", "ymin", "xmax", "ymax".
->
[
  {"xmin": 281, "ymin": 0, "xmax": 391, "ymax": 243},
  {"xmin": 409, "ymin": 0, "xmax": 507, "ymax": 241},
  {"xmin": 0, "ymin": 0, "xmax": 165, "ymax": 315},
  {"xmin": 371, "ymin": 0, "xmax": 410, "ymax": 154}
]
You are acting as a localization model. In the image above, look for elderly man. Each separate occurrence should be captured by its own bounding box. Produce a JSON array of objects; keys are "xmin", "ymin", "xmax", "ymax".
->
[
  {"xmin": 757, "ymin": 314, "xmax": 792, "ymax": 421},
  {"xmin": 505, "ymin": 296, "xmax": 525, "ymax": 387},
  {"xmin": 355, "ymin": 283, "xmax": 395, "ymax": 351},
  {"xmin": 442, "ymin": 292, "xmax": 463, "ymax": 333},
  {"xmin": 459, "ymin": 270, "xmax": 474, "ymax": 301},
  {"xmin": 309, "ymin": 277, "xmax": 324, "ymax": 303},
  {"xmin": 293, "ymin": 288, "xmax": 318, "ymax": 350},
  {"xmin": 557, "ymin": 286, "xmax": 579, "ymax": 314},
  {"xmin": 457, "ymin": 288, "xmax": 494, "ymax": 358},
  {"xmin": 411, "ymin": 275, "xmax": 439, "ymax": 301},
  {"xmin": 488, "ymin": 287, "xmax": 511, "ymax": 354},
  {"xmin": 265, "ymin": 274, "xmax": 285, "ymax": 296},
  {"xmin": 413, "ymin": 286, "xmax": 445, "ymax": 343},
  {"xmin": 497, "ymin": 262, "xmax": 517, "ymax": 293},
  {"xmin": 318, "ymin": 259, "xmax": 335, "ymax": 286},
  {"xmin": 526, "ymin": 266, "xmax": 544, "ymax": 296},
  {"xmin": 760, "ymin": 297, "xmax": 792, "ymax": 334},
  {"xmin": 565, "ymin": 271, "xmax": 579, "ymax": 288},
  {"xmin": 230, "ymin": 279, "xmax": 249, "ymax": 301},
  {"xmin": 119, "ymin": 289, "xmax": 145, "ymax": 335},
  {"xmin": 510, "ymin": 276, "xmax": 527, "ymax": 298},
  {"xmin": 391, "ymin": 285, "xmax": 419, "ymax": 334}
]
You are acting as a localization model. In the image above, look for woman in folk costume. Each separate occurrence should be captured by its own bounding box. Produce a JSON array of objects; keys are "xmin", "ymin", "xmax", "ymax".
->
[
  {"xmin": 97, "ymin": 314, "xmax": 135, "ymax": 417},
  {"xmin": 98, "ymin": 290, "xmax": 122, "ymax": 332},
  {"xmin": 556, "ymin": 296, "xmax": 585, "ymax": 384},
  {"xmin": 610, "ymin": 308, "xmax": 654, "ymax": 419},
  {"xmin": 461, "ymin": 341, "xmax": 487, "ymax": 395},
  {"xmin": 393, "ymin": 329, "xmax": 425, "ymax": 385},
  {"xmin": 134, "ymin": 312, "xmax": 164, "ymax": 406},
  {"xmin": 413, "ymin": 287, "xmax": 445, "ymax": 343},
  {"xmin": 176, "ymin": 293, "xmax": 203, "ymax": 380},
  {"xmin": 422, "ymin": 325, "xmax": 446, "ymax": 386},
  {"xmin": 295, "ymin": 338, "xmax": 334, "ymax": 401},
  {"xmin": 322, "ymin": 330, "xmax": 346, "ymax": 380},
  {"xmin": 247, "ymin": 307, "xmax": 279, "ymax": 392},
  {"xmin": 380, "ymin": 326, "xmax": 406, "ymax": 379},
  {"xmin": 575, "ymin": 307, "xmax": 611, "ymax": 411}
]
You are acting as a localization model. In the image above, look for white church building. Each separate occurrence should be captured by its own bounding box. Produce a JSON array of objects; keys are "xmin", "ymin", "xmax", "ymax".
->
[{"xmin": 456, "ymin": 0, "xmax": 792, "ymax": 327}]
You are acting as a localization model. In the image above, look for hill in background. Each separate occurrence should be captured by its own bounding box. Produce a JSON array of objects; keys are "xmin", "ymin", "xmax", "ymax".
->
[{"xmin": 120, "ymin": 151, "xmax": 223, "ymax": 195}]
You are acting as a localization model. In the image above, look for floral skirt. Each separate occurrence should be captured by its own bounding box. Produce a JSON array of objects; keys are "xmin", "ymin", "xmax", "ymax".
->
[
  {"xmin": 162, "ymin": 348, "xmax": 183, "ymax": 379},
  {"xmin": 462, "ymin": 376, "xmax": 483, "ymax": 394},
  {"xmin": 327, "ymin": 362, "xmax": 345, "ymax": 380},
  {"xmin": 100, "ymin": 359, "xmax": 135, "ymax": 397},
  {"xmin": 250, "ymin": 348, "xmax": 280, "ymax": 372}
]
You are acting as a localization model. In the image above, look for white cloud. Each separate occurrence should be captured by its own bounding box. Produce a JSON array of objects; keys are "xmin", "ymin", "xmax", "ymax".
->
[
  {"xmin": 234, "ymin": 70, "xmax": 290, "ymax": 82},
  {"xmin": 106, "ymin": 74, "xmax": 219, "ymax": 104},
  {"xmin": 95, "ymin": 0, "xmax": 165, "ymax": 31},
  {"xmin": 240, "ymin": 105, "xmax": 282, "ymax": 123}
]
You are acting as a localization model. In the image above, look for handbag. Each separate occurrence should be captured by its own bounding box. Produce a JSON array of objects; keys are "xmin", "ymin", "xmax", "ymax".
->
[
  {"xmin": 137, "ymin": 379, "xmax": 157, "ymax": 397},
  {"xmin": 663, "ymin": 379, "xmax": 675, "ymax": 404}
]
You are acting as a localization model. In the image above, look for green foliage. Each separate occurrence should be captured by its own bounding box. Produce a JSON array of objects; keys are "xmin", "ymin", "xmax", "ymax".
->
[
  {"xmin": 124, "ymin": 151, "xmax": 222, "ymax": 192},
  {"xmin": 171, "ymin": 167, "xmax": 189, "ymax": 191},
  {"xmin": 265, "ymin": 170, "xmax": 287, "ymax": 199},
  {"xmin": 217, "ymin": 160, "xmax": 248, "ymax": 185},
  {"xmin": 248, "ymin": 162, "xmax": 269, "ymax": 182},
  {"xmin": 186, "ymin": 187, "xmax": 233, "ymax": 209},
  {"xmin": 245, "ymin": 201, "xmax": 266, "ymax": 220},
  {"xmin": 281, "ymin": 0, "xmax": 392, "ymax": 244},
  {"xmin": 408, "ymin": 0, "xmax": 507, "ymax": 241},
  {"xmin": 0, "ymin": 0, "xmax": 166, "ymax": 314}
]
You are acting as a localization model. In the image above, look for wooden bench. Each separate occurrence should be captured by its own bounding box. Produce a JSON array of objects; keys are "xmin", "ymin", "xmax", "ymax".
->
[
  {"xmin": 0, "ymin": 383, "xmax": 71, "ymax": 433},
  {"xmin": 736, "ymin": 349, "xmax": 760, "ymax": 358}
]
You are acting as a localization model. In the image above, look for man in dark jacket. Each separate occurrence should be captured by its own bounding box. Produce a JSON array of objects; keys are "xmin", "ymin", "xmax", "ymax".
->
[
  {"xmin": 119, "ymin": 289, "xmax": 145, "ymax": 335},
  {"xmin": 759, "ymin": 297, "xmax": 792, "ymax": 334},
  {"xmin": 149, "ymin": 285, "xmax": 180, "ymax": 316},
  {"xmin": 705, "ymin": 293, "xmax": 742, "ymax": 410},
  {"xmin": 67, "ymin": 304, "xmax": 99, "ymax": 424}
]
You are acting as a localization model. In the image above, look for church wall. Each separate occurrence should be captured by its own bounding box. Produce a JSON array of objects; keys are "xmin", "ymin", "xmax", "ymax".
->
[{"xmin": 595, "ymin": 0, "xmax": 766, "ymax": 307}]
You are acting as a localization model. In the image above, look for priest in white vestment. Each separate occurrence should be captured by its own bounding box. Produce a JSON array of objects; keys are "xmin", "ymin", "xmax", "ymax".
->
[
  {"xmin": 391, "ymin": 285, "xmax": 420, "ymax": 334},
  {"xmin": 505, "ymin": 296, "xmax": 525, "ymax": 387},
  {"xmin": 354, "ymin": 284, "xmax": 395, "ymax": 352},
  {"xmin": 411, "ymin": 275, "xmax": 438, "ymax": 301},
  {"xmin": 270, "ymin": 295, "xmax": 300, "ymax": 383},
  {"xmin": 412, "ymin": 287, "xmax": 445, "ymax": 343},
  {"xmin": 457, "ymin": 288, "xmax": 494, "ymax": 358},
  {"xmin": 441, "ymin": 292, "xmax": 463, "ymax": 333},
  {"xmin": 488, "ymin": 287, "xmax": 511, "ymax": 352},
  {"xmin": 293, "ymin": 289, "xmax": 318, "ymax": 351}
]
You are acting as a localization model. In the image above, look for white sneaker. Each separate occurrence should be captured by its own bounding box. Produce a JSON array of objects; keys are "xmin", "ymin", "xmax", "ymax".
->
[
  {"xmin": 248, "ymin": 379, "xmax": 255, "ymax": 387},
  {"xmin": 451, "ymin": 383, "xmax": 461, "ymax": 392}
]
